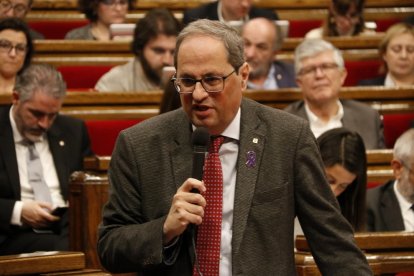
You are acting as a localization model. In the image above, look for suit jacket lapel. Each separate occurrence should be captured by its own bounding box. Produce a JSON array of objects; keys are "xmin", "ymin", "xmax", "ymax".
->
[
  {"xmin": 232, "ymin": 99, "xmax": 266, "ymax": 256},
  {"xmin": 47, "ymin": 122, "xmax": 69, "ymax": 199},
  {"xmin": 381, "ymin": 181, "xmax": 405, "ymax": 231},
  {"xmin": 0, "ymin": 110, "xmax": 21, "ymax": 198}
]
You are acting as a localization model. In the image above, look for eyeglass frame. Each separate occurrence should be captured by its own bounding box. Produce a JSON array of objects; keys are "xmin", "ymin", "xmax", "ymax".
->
[
  {"xmin": 171, "ymin": 70, "xmax": 236, "ymax": 94},
  {"xmin": 100, "ymin": 0, "xmax": 128, "ymax": 7},
  {"xmin": 0, "ymin": 39, "xmax": 28, "ymax": 55},
  {"xmin": 297, "ymin": 62, "xmax": 340, "ymax": 77},
  {"xmin": 0, "ymin": 0, "xmax": 29, "ymax": 17}
]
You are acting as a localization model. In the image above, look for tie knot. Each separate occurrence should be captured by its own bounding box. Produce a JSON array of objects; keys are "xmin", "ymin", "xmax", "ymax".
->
[{"xmin": 210, "ymin": 136, "xmax": 225, "ymax": 154}]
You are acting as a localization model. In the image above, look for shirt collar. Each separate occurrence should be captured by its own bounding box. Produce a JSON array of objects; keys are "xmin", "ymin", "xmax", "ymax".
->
[
  {"xmin": 304, "ymin": 100, "xmax": 344, "ymax": 124},
  {"xmin": 247, "ymin": 64, "xmax": 278, "ymax": 90}
]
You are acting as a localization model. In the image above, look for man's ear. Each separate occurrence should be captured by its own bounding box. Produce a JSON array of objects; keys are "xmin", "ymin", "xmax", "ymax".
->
[
  {"xmin": 239, "ymin": 62, "xmax": 250, "ymax": 90},
  {"xmin": 391, "ymin": 159, "xmax": 404, "ymax": 180},
  {"xmin": 12, "ymin": 91, "xmax": 19, "ymax": 105}
]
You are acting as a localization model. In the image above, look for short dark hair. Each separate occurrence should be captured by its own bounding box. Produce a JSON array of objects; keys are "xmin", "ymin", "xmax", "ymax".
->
[
  {"xmin": 317, "ymin": 127, "xmax": 367, "ymax": 232},
  {"xmin": 0, "ymin": 17, "xmax": 33, "ymax": 74},
  {"xmin": 131, "ymin": 8, "xmax": 182, "ymax": 57},
  {"xmin": 77, "ymin": 0, "xmax": 134, "ymax": 22}
]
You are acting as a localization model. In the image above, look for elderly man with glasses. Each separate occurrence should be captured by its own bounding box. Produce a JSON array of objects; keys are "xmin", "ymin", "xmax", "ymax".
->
[
  {"xmin": 0, "ymin": 0, "xmax": 43, "ymax": 39},
  {"xmin": 284, "ymin": 38, "xmax": 385, "ymax": 149},
  {"xmin": 97, "ymin": 19, "xmax": 372, "ymax": 276}
]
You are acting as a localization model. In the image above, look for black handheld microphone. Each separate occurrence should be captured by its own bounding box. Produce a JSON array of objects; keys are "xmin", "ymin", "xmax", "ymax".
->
[{"xmin": 191, "ymin": 127, "xmax": 210, "ymax": 192}]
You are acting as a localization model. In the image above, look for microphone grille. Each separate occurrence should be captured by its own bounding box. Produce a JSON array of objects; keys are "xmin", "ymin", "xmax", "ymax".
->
[{"xmin": 192, "ymin": 127, "xmax": 210, "ymax": 148}]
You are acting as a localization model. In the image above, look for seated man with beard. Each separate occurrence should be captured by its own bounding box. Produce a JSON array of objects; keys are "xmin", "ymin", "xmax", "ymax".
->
[{"xmin": 95, "ymin": 8, "xmax": 182, "ymax": 92}]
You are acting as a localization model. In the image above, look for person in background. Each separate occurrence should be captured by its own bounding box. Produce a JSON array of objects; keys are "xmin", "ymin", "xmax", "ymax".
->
[
  {"xmin": 65, "ymin": 0, "xmax": 133, "ymax": 40},
  {"xmin": 0, "ymin": 63, "xmax": 93, "ymax": 255},
  {"xmin": 0, "ymin": 0, "xmax": 43, "ymax": 39},
  {"xmin": 367, "ymin": 128, "xmax": 414, "ymax": 232},
  {"xmin": 284, "ymin": 38, "xmax": 384, "ymax": 149},
  {"xmin": 295, "ymin": 127, "xmax": 367, "ymax": 237},
  {"xmin": 0, "ymin": 17, "xmax": 33, "ymax": 94},
  {"xmin": 182, "ymin": 0, "xmax": 278, "ymax": 25},
  {"xmin": 242, "ymin": 17, "xmax": 296, "ymax": 90},
  {"xmin": 305, "ymin": 0, "xmax": 369, "ymax": 38},
  {"xmin": 95, "ymin": 8, "xmax": 181, "ymax": 92},
  {"xmin": 358, "ymin": 23, "xmax": 414, "ymax": 87},
  {"xmin": 97, "ymin": 19, "xmax": 371, "ymax": 275}
]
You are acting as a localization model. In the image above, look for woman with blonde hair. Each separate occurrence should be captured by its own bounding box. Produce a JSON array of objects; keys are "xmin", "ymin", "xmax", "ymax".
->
[{"xmin": 359, "ymin": 22, "xmax": 414, "ymax": 87}]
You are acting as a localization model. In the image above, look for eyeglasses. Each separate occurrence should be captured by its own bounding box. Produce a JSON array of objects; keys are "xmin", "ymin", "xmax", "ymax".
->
[
  {"xmin": 0, "ymin": 39, "xmax": 27, "ymax": 55},
  {"xmin": 332, "ymin": 11, "xmax": 361, "ymax": 23},
  {"xmin": 0, "ymin": 0, "xmax": 28, "ymax": 17},
  {"xmin": 100, "ymin": 0, "xmax": 128, "ymax": 7},
  {"xmin": 298, "ymin": 63, "xmax": 339, "ymax": 76},
  {"xmin": 172, "ymin": 70, "xmax": 236, "ymax": 94}
]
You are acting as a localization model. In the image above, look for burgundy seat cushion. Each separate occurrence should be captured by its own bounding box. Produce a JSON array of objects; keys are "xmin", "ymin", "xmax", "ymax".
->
[
  {"xmin": 344, "ymin": 60, "xmax": 382, "ymax": 86},
  {"xmin": 85, "ymin": 119, "xmax": 144, "ymax": 156},
  {"xmin": 382, "ymin": 113, "xmax": 414, "ymax": 148},
  {"xmin": 28, "ymin": 20, "xmax": 89, "ymax": 39},
  {"xmin": 288, "ymin": 20, "xmax": 322, "ymax": 38},
  {"xmin": 58, "ymin": 65, "xmax": 113, "ymax": 89}
]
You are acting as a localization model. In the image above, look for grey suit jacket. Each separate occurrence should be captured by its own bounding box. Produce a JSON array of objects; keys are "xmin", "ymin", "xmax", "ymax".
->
[
  {"xmin": 98, "ymin": 98, "xmax": 371, "ymax": 275},
  {"xmin": 284, "ymin": 99, "xmax": 385, "ymax": 149},
  {"xmin": 0, "ymin": 106, "xmax": 92, "ymax": 243},
  {"xmin": 366, "ymin": 180, "xmax": 405, "ymax": 232}
]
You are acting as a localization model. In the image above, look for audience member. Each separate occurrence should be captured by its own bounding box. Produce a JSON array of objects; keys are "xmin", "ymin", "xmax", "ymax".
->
[
  {"xmin": 317, "ymin": 128, "xmax": 367, "ymax": 231},
  {"xmin": 0, "ymin": 63, "xmax": 93, "ymax": 255},
  {"xmin": 65, "ymin": 0, "xmax": 133, "ymax": 40},
  {"xmin": 295, "ymin": 127, "xmax": 367, "ymax": 237},
  {"xmin": 404, "ymin": 15, "xmax": 414, "ymax": 26},
  {"xmin": 97, "ymin": 19, "xmax": 371, "ymax": 275},
  {"xmin": 305, "ymin": 0, "xmax": 370, "ymax": 38},
  {"xmin": 284, "ymin": 38, "xmax": 385, "ymax": 149},
  {"xmin": 182, "ymin": 0, "xmax": 278, "ymax": 25},
  {"xmin": 242, "ymin": 17, "xmax": 296, "ymax": 89},
  {"xmin": 159, "ymin": 81, "xmax": 181, "ymax": 114},
  {"xmin": 0, "ymin": 0, "xmax": 43, "ymax": 39},
  {"xmin": 358, "ymin": 23, "xmax": 414, "ymax": 87},
  {"xmin": 0, "ymin": 17, "xmax": 33, "ymax": 94},
  {"xmin": 367, "ymin": 128, "xmax": 414, "ymax": 232},
  {"xmin": 95, "ymin": 8, "xmax": 181, "ymax": 92}
]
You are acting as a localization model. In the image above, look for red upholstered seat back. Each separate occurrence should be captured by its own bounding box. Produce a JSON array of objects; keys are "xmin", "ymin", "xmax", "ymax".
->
[
  {"xmin": 288, "ymin": 20, "xmax": 322, "ymax": 38},
  {"xmin": 57, "ymin": 65, "xmax": 113, "ymax": 90},
  {"xmin": 85, "ymin": 119, "xmax": 144, "ymax": 156},
  {"xmin": 382, "ymin": 113, "xmax": 414, "ymax": 149},
  {"xmin": 344, "ymin": 60, "xmax": 383, "ymax": 86},
  {"xmin": 28, "ymin": 20, "xmax": 89, "ymax": 39}
]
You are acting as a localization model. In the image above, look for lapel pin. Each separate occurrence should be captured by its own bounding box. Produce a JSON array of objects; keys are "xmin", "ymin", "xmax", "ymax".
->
[
  {"xmin": 246, "ymin": 151, "xmax": 256, "ymax": 168},
  {"xmin": 252, "ymin": 138, "xmax": 258, "ymax": 144},
  {"xmin": 59, "ymin": 140, "xmax": 65, "ymax": 147}
]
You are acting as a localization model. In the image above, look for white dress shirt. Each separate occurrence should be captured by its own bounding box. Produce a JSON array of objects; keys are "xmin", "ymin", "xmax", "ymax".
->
[
  {"xmin": 304, "ymin": 100, "xmax": 344, "ymax": 138},
  {"xmin": 9, "ymin": 107, "xmax": 66, "ymax": 226}
]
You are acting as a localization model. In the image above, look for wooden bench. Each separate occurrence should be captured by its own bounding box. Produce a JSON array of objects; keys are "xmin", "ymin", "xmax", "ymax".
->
[
  {"xmin": 0, "ymin": 251, "xmax": 90, "ymax": 275},
  {"xmin": 296, "ymin": 232, "xmax": 414, "ymax": 275}
]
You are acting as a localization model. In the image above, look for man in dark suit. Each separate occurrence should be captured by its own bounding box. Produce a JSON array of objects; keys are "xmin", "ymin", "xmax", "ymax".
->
[
  {"xmin": 242, "ymin": 17, "xmax": 296, "ymax": 89},
  {"xmin": 182, "ymin": 0, "xmax": 278, "ymax": 25},
  {"xmin": 0, "ymin": 64, "xmax": 92, "ymax": 255},
  {"xmin": 98, "ymin": 19, "xmax": 371, "ymax": 275},
  {"xmin": 367, "ymin": 129, "xmax": 414, "ymax": 232},
  {"xmin": 284, "ymin": 38, "xmax": 385, "ymax": 149}
]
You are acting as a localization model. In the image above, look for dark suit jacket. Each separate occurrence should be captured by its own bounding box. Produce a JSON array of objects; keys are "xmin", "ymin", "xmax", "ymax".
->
[
  {"xmin": 98, "ymin": 98, "xmax": 371, "ymax": 275},
  {"xmin": 247, "ymin": 61, "xmax": 297, "ymax": 89},
  {"xmin": 366, "ymin": 180, "xmax": 405, "ymax": 232},
  {"xmin": 0, "ymin": 106, "xmax": 92, "ymax": 241},
  {"xmin": 358, "ymin": 76, "xmax": 386, "ymax": 86},
  {"xmin": 284, "ymin": 99, "xmax": 385, "ymax": 149},
  {"xmin": 182, "ymin": 1, "xmax": 278, "ymax": 25}
]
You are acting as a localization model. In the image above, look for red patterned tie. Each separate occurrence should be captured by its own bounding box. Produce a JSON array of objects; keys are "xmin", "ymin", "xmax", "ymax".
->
[{"xmin": 193, "ymin": 136, "xmax": 225, "ymax": 276}]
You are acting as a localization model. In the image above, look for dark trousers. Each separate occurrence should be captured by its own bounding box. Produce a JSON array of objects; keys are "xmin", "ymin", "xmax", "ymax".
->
[{"xmin": 0, "ymin": 212, "xmax": 69, "ymax": 255}]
